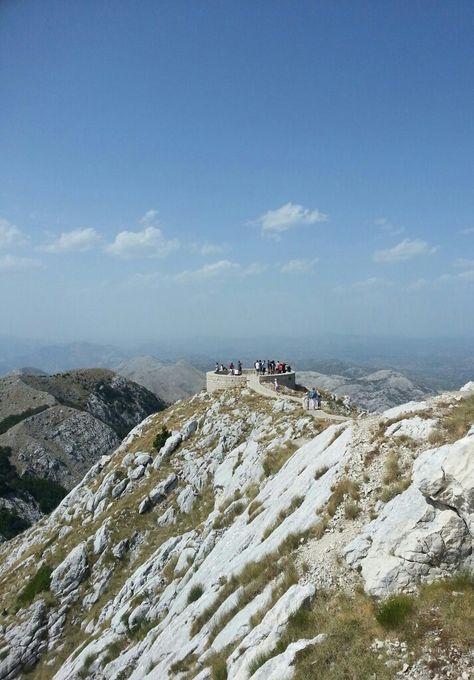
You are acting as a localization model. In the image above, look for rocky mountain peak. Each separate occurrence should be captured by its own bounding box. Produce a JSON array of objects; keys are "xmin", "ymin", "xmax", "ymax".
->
[{"xmin": 0, "ymin": 383, "xmax": 473, "ymax": 679}]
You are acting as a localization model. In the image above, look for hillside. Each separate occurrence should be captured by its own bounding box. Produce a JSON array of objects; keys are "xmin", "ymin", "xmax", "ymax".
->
[
  {"xmin": 115, "ymin": 356, "xmax": 206, "ymax": 404},
  {"xmin": 0, "ymin": 381, "xmax": 473, "ymax": 679},
  {"xmin": 0, "ymin": 370, "xmax": 165, "ymax": 541},
  {"xmin": 297, "ymin": 366, "xmax": 431, "ymax": 412}
]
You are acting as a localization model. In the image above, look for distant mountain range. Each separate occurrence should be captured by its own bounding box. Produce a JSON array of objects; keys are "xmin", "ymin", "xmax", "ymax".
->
[
  {"xmin": 297, "ymin": 365, "xmax": 432, "ymax": 412},
  {"xmin": 1, "ymin": 334, "xmax": 473, "ymax": 389},
  {"xmin": 114, "ymin": 356, "xmax": 205, "ymax": 404}
]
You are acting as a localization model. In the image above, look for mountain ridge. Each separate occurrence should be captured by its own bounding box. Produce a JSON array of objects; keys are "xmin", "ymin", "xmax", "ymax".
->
[{"xmin": 0, "ymin": 381, "xmax": 473, "ymax": 679}]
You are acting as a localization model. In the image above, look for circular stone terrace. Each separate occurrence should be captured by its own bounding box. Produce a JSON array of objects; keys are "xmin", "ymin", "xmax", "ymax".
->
[{"xmin": 206, "ymin": 367, "xmax": 296, "ymax": 393}]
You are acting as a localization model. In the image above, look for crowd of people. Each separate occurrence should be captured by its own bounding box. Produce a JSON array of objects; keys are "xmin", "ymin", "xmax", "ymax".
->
[
  {"xmin": 215, "ymin": 360, "xmax": 243, "ymax": 375},
  {"xmin": 214, "ymin": 359, "xmax": 293, "ymax": 376},
  {"xmin": 254, "ymin": 359, "xmax": 292, "ymax": 374}
]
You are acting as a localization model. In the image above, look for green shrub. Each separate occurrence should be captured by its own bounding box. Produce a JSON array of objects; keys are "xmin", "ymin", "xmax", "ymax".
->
[
  {"xmin": 0, "ymin": 507, "xmax": 30, "ymax": 540},
  {"xmin": 19, "ymin": 476, "xmax": 67, "ymax": 513},
  {"xmin": 153, "ymin": 425, "xmax": 171, "ymax": 452},
  {"xmin": 187, "ymin": 583, "xmax": 204, "ymax": 604},
  {"xmin": 17, "ymin": 564, "xmax": 53, "ymax": 606},
  {"xmin": 375, "ymin": 595, "xmax": 414, "ymax": 629}
]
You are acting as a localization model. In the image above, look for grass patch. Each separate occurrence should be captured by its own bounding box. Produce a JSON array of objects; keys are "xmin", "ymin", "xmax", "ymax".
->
[
  {"xmin": 431, "ymin": 394, "xmax": 474, "ymax": 445},
  {"xmin": 379, "ymin": 478, "xmax": 411, "ymax": 503},
  {"xmin": 247, "ymin": 499, "xmax": 263, "ymax": 523},
  {"xmin": 187, "ymin": 583, "xmax": 204, "ymax": 604},
  {"xmin": 213, "ymin": 501, "xmax": 245, "ymax": 530},
  {"xmin": 262, "ymin": 442, "xmax": 297, "ymax": 478},
  {"xmin": 17, "ymin": 564, "xmax": 53, "ymax": 606},
  {"xmin": 382, "ymin": 453, "xmax": 401, "ymax": 485},
  {"xmin": 344, "ymin": 500, "xmax": 360, "ymax": 520},
  {"xmin": 261, "ymin": 496, "xmax": 304, "ymax": 541},
  {"xmin": 375, "ymin": 595, "xmax": 415, "ymax": 629},
  {"xmin": 314, "ymin": 465, "xmax": 329, "ymax": 480},
  {"xmin": 327, "ymin": 477, "xmax": 359, "ymax": 517}
]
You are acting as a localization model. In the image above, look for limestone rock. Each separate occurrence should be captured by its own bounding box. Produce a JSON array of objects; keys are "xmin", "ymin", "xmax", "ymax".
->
[
  {"xmin": 50, "ymin": 542, "xmax": 89, "ymax": 597},
  {"xmin": 157, "ymin": 507, "xmax": 176, "ymax": 526},
  {"xmin": 161, "ymin": 432, "xmax": 182, "ymax": 457},
  {"xmin": 0, "ymin": 600, "xmax": 48, "ymax": 679},
  {"xmin": 149, "ymin": 474, "xmax": 178, "ymax": 504},
  {"xmin": 182, "ymin": 419, "xmax": 198, "ymax": 441},
  {"xmin": 134, "ymin": 452, "xmax": 152, "ymax": 467},
  {"xmin": 177, "ymin": 485, "xmax": 196, "ymax": 514},
  {"xmin": 251, "ymin": 636, "xmax": 326, "ymax": 680},
  {"xmin": 128, "ymin": 464, "xmax": 145, "ymax": 481},
  {"xmin": 227, "ymin": 583, "xmax": 315, "ymax": 679},
  {"xmin": 413, "ymin": 434, "xmax": 474, "ymax": 534}
]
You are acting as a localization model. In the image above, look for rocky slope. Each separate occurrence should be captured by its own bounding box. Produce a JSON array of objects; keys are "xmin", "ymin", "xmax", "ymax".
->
[
  {"xmin": 0, "ymin": 383, "xmax": 473, "ymax": 680},
  {"xmin": 0, "ymin": 370, "xmax": 165, "ymax": 539},
  {"xmin": 297, "ymin": 366, "xmax": 431, "ymax": 412},
  {"xmin": 114, "ymin": 356, "xmax": 206, "ymax": 404}
]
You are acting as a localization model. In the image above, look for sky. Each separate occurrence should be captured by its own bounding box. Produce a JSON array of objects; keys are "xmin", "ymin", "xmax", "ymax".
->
[{"xmin": 1, "ymin": 0, "xmax": 474, "ymax": 343}]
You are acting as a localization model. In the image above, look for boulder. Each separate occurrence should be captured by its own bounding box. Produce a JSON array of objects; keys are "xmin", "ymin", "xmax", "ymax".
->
[
  {"xmin": 161, "ymin": 433, "xmax": 182, "ymax": 457},
  {"xmin": 128, "ymin": 465, "xmax": 145, "ymax": 481},
  {"xmin": 50, "ymin": 543, "xmax": 89, "ymax": 597},
  {"xmin": 346, "ymin": 433, "xmax": 474, "ymax": 597},
  {"xmin": 181, "ymin": 419, "xmax": 198, "ymax": 441},
  {"xmin": 111, "ymin": 478, "xmax": 129, "ymax": 498},
  {"xmin": 134, "ymin": 452, "xmax": 152, "ymax": 467},
  {"xmin": 177, "ymin": 485, "xmax": 196, "ymax": 514}
]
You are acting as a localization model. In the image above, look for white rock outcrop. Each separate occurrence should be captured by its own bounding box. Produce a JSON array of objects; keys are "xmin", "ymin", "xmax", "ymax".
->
[
  {"xmin": 345, "ymin": 433, "xmax": 474, "ymax": 596},
  {"xmin": 50, "ymin": 542, "xmax": 89, "ymax": 597}
]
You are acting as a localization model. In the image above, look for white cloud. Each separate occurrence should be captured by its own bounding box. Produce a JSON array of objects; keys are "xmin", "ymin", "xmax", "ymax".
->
[
  {"xmin": 374, "ymin": 238, "xmax": 438, "ymax": 263},
  {"xmin": 176, "ymin": 259, "xmax": 239, "ymax": 282},
  {"xmin": 353, "ymin": 277, "xmax": 390, "ymax": 290},
  {"xmin": 190, "ymin": 242, "xmax": 227, "ymax": 256},
  {"xmin": 253, "ymin": 202, "xmax": 328, "ymax": 239},
  {"xmin": 459, "ymin": 227, "xmax": 474, "ymax": 235},
  {"xmin": 106, "ymin": 226, "xmax": 179, "ymax": 259},
  {"xmin": 176, "ymin": 259, "xmax": 265, "ymax": 283},
  {"xmin": 454, "ymin": 258, "xmax": 474, "ymax": 269},
  {"xmin": 0, "ymin": 218, "xmax": 25, "ymax": 249},
  {"xmin": 375, "ymin": 217, "xmax": 405, "ymax": 236},
  {"xmin": 458, "ymin": 269, "xmax": 474, "ymax": 282},
  {"xmin": 281, "ymin": 257, "xmax": 319, "ymax": 273},
  {"xmin": 139, "ymin": 209, "xmax": 159, "ymax": 226},
  {"xmin": 42, "ymin": 227, "xmax": 101, "ymax": 253},
  {"xmin": 407, "ymin": 278, "xmax": 428, "ymax": 290},
  {"xmin": 0, "ymin": 254, "xmax": 42, "ymax": 270},
  {"xmin": 332, "ymin": 277, "xmax": 390, "ymax": 294}
]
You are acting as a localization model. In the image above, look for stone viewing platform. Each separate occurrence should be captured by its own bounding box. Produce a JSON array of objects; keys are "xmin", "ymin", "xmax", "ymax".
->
[{"xmin": 206, "ymin": 367, "xmax": 296, "ymax": 393}]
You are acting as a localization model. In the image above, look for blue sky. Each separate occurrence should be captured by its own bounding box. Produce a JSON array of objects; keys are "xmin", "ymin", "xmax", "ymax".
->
[{"xmin": 1, "ymin": 0, "xmax": 473, "ymax": 342}]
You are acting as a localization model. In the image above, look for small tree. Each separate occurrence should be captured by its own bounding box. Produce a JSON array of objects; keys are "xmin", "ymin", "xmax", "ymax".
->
[{"xmin": 153, "ymin": 425, "xmax": 171, "ymax": 452}]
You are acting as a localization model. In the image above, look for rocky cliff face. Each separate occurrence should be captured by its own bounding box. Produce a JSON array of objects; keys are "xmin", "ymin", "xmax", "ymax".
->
[
  {"xmin": 0, "ymin": 384, "xmax": 473, "ymax": 680},
  {"xmin": 0, "ymin": 370, "xmax": 165, "ymax": 539}
]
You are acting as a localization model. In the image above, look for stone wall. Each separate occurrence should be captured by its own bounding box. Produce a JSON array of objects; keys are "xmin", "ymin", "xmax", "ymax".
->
[
  {"xmin": 206, "ymin": 372, "xmax": 248, "ymax": 393},
  {"xmin": 206, "ymin": 370, "xmax": 296, "ymax": 393},
  {"xmin": 260, "ymin": 372, "xmax": 296, "ymax": 390}
]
